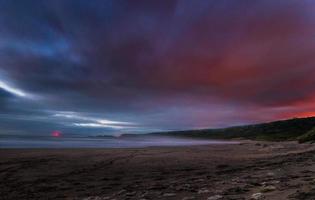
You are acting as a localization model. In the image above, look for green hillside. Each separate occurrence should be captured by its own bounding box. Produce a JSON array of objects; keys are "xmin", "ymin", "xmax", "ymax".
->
[
  {"xmin": 298, "ymin": 127, "xmax": 315, "ymax": 143},
  {"xmin": 152, "ymin": 117, "xmax": 315, "ymax": 142}
]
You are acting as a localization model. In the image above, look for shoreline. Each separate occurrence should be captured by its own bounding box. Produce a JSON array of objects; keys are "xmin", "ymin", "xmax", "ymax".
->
[
  {"xmin": 1, "ymin": 141, "xmax": 315, "ymax": 200},
  {"xmin": 0, "ymin": 136, "xmax": 239, "ymax": 149}
]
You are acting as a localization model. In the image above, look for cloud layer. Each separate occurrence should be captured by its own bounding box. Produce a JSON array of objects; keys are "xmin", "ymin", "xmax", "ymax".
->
[{"xmin": 1, "ymin": 0, "xmax": 315, "ymax": 135}]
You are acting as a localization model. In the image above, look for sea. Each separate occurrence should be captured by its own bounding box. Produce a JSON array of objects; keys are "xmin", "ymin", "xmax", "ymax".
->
[{"xmin": 0, "ymin": 135, "xmax": 239, "ymax": 148}]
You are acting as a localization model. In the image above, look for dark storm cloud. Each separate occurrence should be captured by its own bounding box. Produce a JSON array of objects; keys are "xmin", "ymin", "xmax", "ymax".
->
[{"xmin": 1, "ymin": 0, "xmax": 315, "ymax": 135}]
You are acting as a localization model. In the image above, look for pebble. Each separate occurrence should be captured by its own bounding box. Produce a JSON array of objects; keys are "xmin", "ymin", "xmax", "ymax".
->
[
  {"xmin": 125, "ymin": 191, "xmax": 136, "ymax": 196},
  {"xmin": 207, "ymin": 195, "xmax": 223, "ymax": 200},
  {"xmin": 260, "ymin": 185, "xmax": 276, "ymax": 193},
  {"xmin": 251, "ymin": 193, "xmax": 265, "ymax": 200},
  {"xmin": 266, "ymin": 172, "xmax": 275, "ymax": 177},
  {"xmin": 262, "ymin": 181, "xmax": 279, "ymax": 186},
  {"xmin": 270, "ymin": 180, "xmax": 280, "ymax": 185},
  {"xmin": 198, "ymin": 189, "xmax": 210, "ymax": 194},
  {"xmin": 163, "ymin": 193, "xmax": 176, "ymax": 197}
]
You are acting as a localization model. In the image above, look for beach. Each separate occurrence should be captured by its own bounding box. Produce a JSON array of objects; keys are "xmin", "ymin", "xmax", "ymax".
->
[{"xmin": 1, "ymin": 141, "xmax": 315, "ymax": 200}]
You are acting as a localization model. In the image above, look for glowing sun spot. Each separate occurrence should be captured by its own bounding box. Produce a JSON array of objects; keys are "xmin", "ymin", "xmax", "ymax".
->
[{"xmin": 52, "ymin": 130, "xmax": 62, "ymax": 137}]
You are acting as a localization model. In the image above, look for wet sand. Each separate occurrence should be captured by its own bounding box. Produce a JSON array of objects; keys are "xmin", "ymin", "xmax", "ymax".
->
[{"xmin": 1, "ymin": 141, "xmax": 315, "ymax": 200}]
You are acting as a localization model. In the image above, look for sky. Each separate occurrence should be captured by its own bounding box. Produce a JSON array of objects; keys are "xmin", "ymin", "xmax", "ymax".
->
[{"xmin": 1, "ymin": 0, "xmax": 315, "ymax": 136}]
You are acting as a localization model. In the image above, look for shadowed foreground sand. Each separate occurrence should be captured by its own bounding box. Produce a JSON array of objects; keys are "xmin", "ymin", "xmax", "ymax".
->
[{"xmin": 1, "ymin": 141, "xmax": 315, "ymax": 200}]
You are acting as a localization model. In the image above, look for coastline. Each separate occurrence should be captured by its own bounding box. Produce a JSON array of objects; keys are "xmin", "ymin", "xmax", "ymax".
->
[
  {"xmin": 1, "ymin": 141, "xmax": 315, "ymax": 200},
  {"xmin": 0, "ymin": 135, "xmax": 237, "ymax": 149}
]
